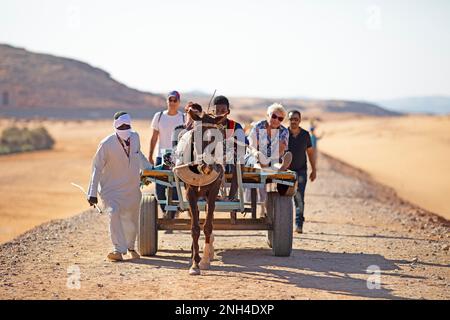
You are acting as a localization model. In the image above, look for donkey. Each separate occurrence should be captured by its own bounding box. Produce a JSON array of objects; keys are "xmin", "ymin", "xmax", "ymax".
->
[{"xmin": 173, "ymin": 104, "xmax": 228, "ymax": 275}]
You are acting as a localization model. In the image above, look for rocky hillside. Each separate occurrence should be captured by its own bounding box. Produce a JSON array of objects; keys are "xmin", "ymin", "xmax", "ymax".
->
[{"xmin": 0, "ymin": 44, "xmax": 164, "ymax": 109}]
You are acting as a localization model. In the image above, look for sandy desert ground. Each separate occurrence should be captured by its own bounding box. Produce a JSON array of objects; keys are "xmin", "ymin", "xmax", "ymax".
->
[
  {"xmin": 0, "ymin": 115, "xmax": 449, "ymax": 244},
  {"xmin": 0, "ymin": 119, "xmax": 153, "ymax": 244},
  {"xmin": 318, "ymin": 115, "xmax": 450, "ymax": 220},
  {"xmin": 0, "ymin": 153, "xmax": 448, "ymax": 300},
  {"xmin": 0, "ymin": 115, "xmax": 449, "ymax": 299}
]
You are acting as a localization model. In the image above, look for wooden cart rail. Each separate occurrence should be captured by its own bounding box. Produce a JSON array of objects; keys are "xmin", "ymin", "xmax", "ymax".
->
[{"xmin": 141, "ymin": 168, "xmax": 297, "ymax": 185}]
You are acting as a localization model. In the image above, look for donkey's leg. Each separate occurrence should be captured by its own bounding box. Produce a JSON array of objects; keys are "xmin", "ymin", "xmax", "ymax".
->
[
  {"xmin": 187, "ymin": 187, "xmax": 201, "ymax": 275},
  {"xmin": 199, "ymin": 182, "xmax": 220, "ymax": 270},
  {"xmin": 199, "ymin": 200, "xmax": 214, "ymax": 270},
  {"xmin": 209, "ymin": 233, "xmax": 215, "ymax": 260}
]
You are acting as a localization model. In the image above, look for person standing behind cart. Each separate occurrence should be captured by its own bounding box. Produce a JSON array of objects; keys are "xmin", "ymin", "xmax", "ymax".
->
[
  {"xmin": 149, "ymin": 90, "xmax": 185, "ymax": 221},
  {"xmin": 310, "ymin": 126, "xmax": 324, "ymax": 165},
  {"xmin": 287, "ymin": 110, "xmax": 316, "ymax": 234}
]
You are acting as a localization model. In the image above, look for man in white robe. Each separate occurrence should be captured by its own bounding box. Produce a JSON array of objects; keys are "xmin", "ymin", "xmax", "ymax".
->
[{"xmin": 87, "ymin": 111, "xmax": 152, "ymax": 261}]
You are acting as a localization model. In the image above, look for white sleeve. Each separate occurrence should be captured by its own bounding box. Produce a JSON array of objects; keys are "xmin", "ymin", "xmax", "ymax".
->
[
  {"xmin": 150, "ymin": 112, "xmax": 161, "ymax": 131},
  {"xmin": 135, "ymin": 133, "xmax": 152, "ymax": 170},
  {"xmin": 87, "ymin": 142, "xmax": 107, "ymax": 198}
]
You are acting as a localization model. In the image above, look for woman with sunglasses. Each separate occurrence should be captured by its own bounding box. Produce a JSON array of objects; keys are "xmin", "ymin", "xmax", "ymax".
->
[
  {"xmin": 245, "ymin": 103, "xmax": 292, "ymax": 170},
  {"xmin": 244, "ymin": 103, "xmax": 292, "ymax": 214}
]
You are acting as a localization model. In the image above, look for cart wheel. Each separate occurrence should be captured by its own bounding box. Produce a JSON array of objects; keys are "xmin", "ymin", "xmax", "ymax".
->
[
  {"xmin": 138, "ymin": 194, "xmax": 158, "ymax": 256},
  {"xmin": 266, "ymin": 199, "xmax": 273, "ymax": 248},
  {"xmin": 266, "ymin": 192, "xmax": 293, "ymax": 256}
]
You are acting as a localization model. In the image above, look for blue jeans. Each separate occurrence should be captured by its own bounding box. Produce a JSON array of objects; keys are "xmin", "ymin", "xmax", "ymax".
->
[
  {"xmin": 294, "ymin": 170, "xmax": 307, "ymax": 227},
  {"xmin": 155, "ymin": 157, "xmax": 178, "ymax": 217}
]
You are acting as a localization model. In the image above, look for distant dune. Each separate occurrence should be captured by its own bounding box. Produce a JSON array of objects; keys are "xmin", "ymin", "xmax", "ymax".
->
[
  {"xmin": 184, "ymin": 92, "xmax": 400, "ymax": 120},
  {"xmin": 319, "ymin": 115, "xmax": 450, "ymax": 220},
  {"xmin": 377, "ymin": 96, "xmax": 450, "ymax": 115}
]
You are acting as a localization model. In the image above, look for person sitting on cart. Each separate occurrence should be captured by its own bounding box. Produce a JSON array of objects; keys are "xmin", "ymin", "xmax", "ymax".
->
[
  {"xmin": 244, "ymin": 103, "xmax": 292, "ymax": 171},
  {"xmin": 172, "ymin": 102, "xmax": 203, "ymax": 149},
  {"xmin": 211, "ymin": 95, "xmax": 247, "ymax": 201}
]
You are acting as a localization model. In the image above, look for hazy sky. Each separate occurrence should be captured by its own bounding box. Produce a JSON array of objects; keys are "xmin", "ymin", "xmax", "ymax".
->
[{"xmin": 1, "ymin": 0, "xmax": 450, "ymax": 101}]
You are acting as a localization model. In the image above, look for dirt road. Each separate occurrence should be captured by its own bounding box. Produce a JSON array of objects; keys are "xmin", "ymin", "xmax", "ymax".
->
[{"xmin": 0, "ymin": 154, "xmax": 448, "ymax": 300}]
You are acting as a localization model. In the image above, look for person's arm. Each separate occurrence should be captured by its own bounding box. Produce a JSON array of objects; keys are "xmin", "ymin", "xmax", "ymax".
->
[
  {"xmin": 87, "ymin": 142, "xmax": 107, "ymax": 204},
  {"xmin": 148, "ymin": 129, "xmax": 158, "ymax": 165},
  {"xmin": 306, "ymin": 146, "xmax": 316, "ymax": 181},
  {"xmin": 306, "ymin": 131, "xmax": 316, "ymax": 181},
  {"xmin": 149, "ymin": 113, "xmax": 160, "ymax": 165},
  {"xmin": 135, "ymin": 133, "xmax": 152, "ymax": 170},
  {"xmin": 279, "ymin": 128, "xmax": 289, "ymax": 155},
  {"xmin": 248, "ymin": 126, "xmax": 264, "ymax": 165}
]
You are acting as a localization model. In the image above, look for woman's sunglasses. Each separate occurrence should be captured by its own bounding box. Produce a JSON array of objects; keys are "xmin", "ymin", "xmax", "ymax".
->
[
  {"xmin": 168, "ymin": 99, "xmax": 178, "ymax": 103},
  {"xmin": 271, "ymin": 114, "xmax": 284, "ymax": 122}
]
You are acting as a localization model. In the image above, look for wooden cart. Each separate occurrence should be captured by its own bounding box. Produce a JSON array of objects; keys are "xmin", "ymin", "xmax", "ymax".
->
[{"xmin": 138, "ymin": 165, "xmax": 297, "ymax": 257}]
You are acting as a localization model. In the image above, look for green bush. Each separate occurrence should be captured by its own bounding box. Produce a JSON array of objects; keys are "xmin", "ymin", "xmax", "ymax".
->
[{"xmin": 0, "ymin": 126, "xmax": 55, "ymax": 155}]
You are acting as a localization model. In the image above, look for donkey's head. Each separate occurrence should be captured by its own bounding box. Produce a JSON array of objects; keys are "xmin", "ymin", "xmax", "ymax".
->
[
  {"xmin": 185, "ymin": 102, "xmax": 227, "ymax": 176},
  {"xmin": 187, "ymin": 103, "xmax": 227, "ymax": 125}
]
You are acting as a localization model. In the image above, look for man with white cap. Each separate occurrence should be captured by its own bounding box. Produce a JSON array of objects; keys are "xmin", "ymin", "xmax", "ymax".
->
[{"xmin": 87, "ymin": 111, "xmax": 152, "ymax": 261}]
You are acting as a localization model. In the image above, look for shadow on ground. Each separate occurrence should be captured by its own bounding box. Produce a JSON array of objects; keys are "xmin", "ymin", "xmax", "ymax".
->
[{"xmin": 128, "ymin": 247, "xmax": 439, "ymax": 299}]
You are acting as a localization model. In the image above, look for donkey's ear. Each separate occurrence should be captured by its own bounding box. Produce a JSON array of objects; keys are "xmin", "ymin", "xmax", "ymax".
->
[{"xmin": 188, "ymin": 108, "xmax": 202, "ymax": 121}]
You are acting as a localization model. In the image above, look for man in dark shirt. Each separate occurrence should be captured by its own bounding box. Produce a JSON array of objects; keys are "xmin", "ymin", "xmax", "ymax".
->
[
  {"xmin": 213, "ymin": 95, "xmax": 246, "ymax": 200},
  {"xmin": 288, "ymin": 110, "xmax": 317, "ymax": 233}
]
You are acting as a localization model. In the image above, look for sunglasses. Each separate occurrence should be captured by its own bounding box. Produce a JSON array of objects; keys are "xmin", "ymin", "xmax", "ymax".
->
[
  {"xmin": 271, "ymin": 114, "xmax": 284, "ymax": 122},
  {"xmin": 288, "ymin": 117, "xmax": 300, "ymax": 121},
  {"xmin": 168, "ymin": 98, "xmax": 178, "ymax": 103}
]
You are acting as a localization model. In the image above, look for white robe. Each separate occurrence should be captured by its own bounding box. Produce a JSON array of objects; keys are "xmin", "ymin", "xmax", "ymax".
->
[{"xmin": 88, "ymin": 131, "xmax": 151, "ymax": 253}]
